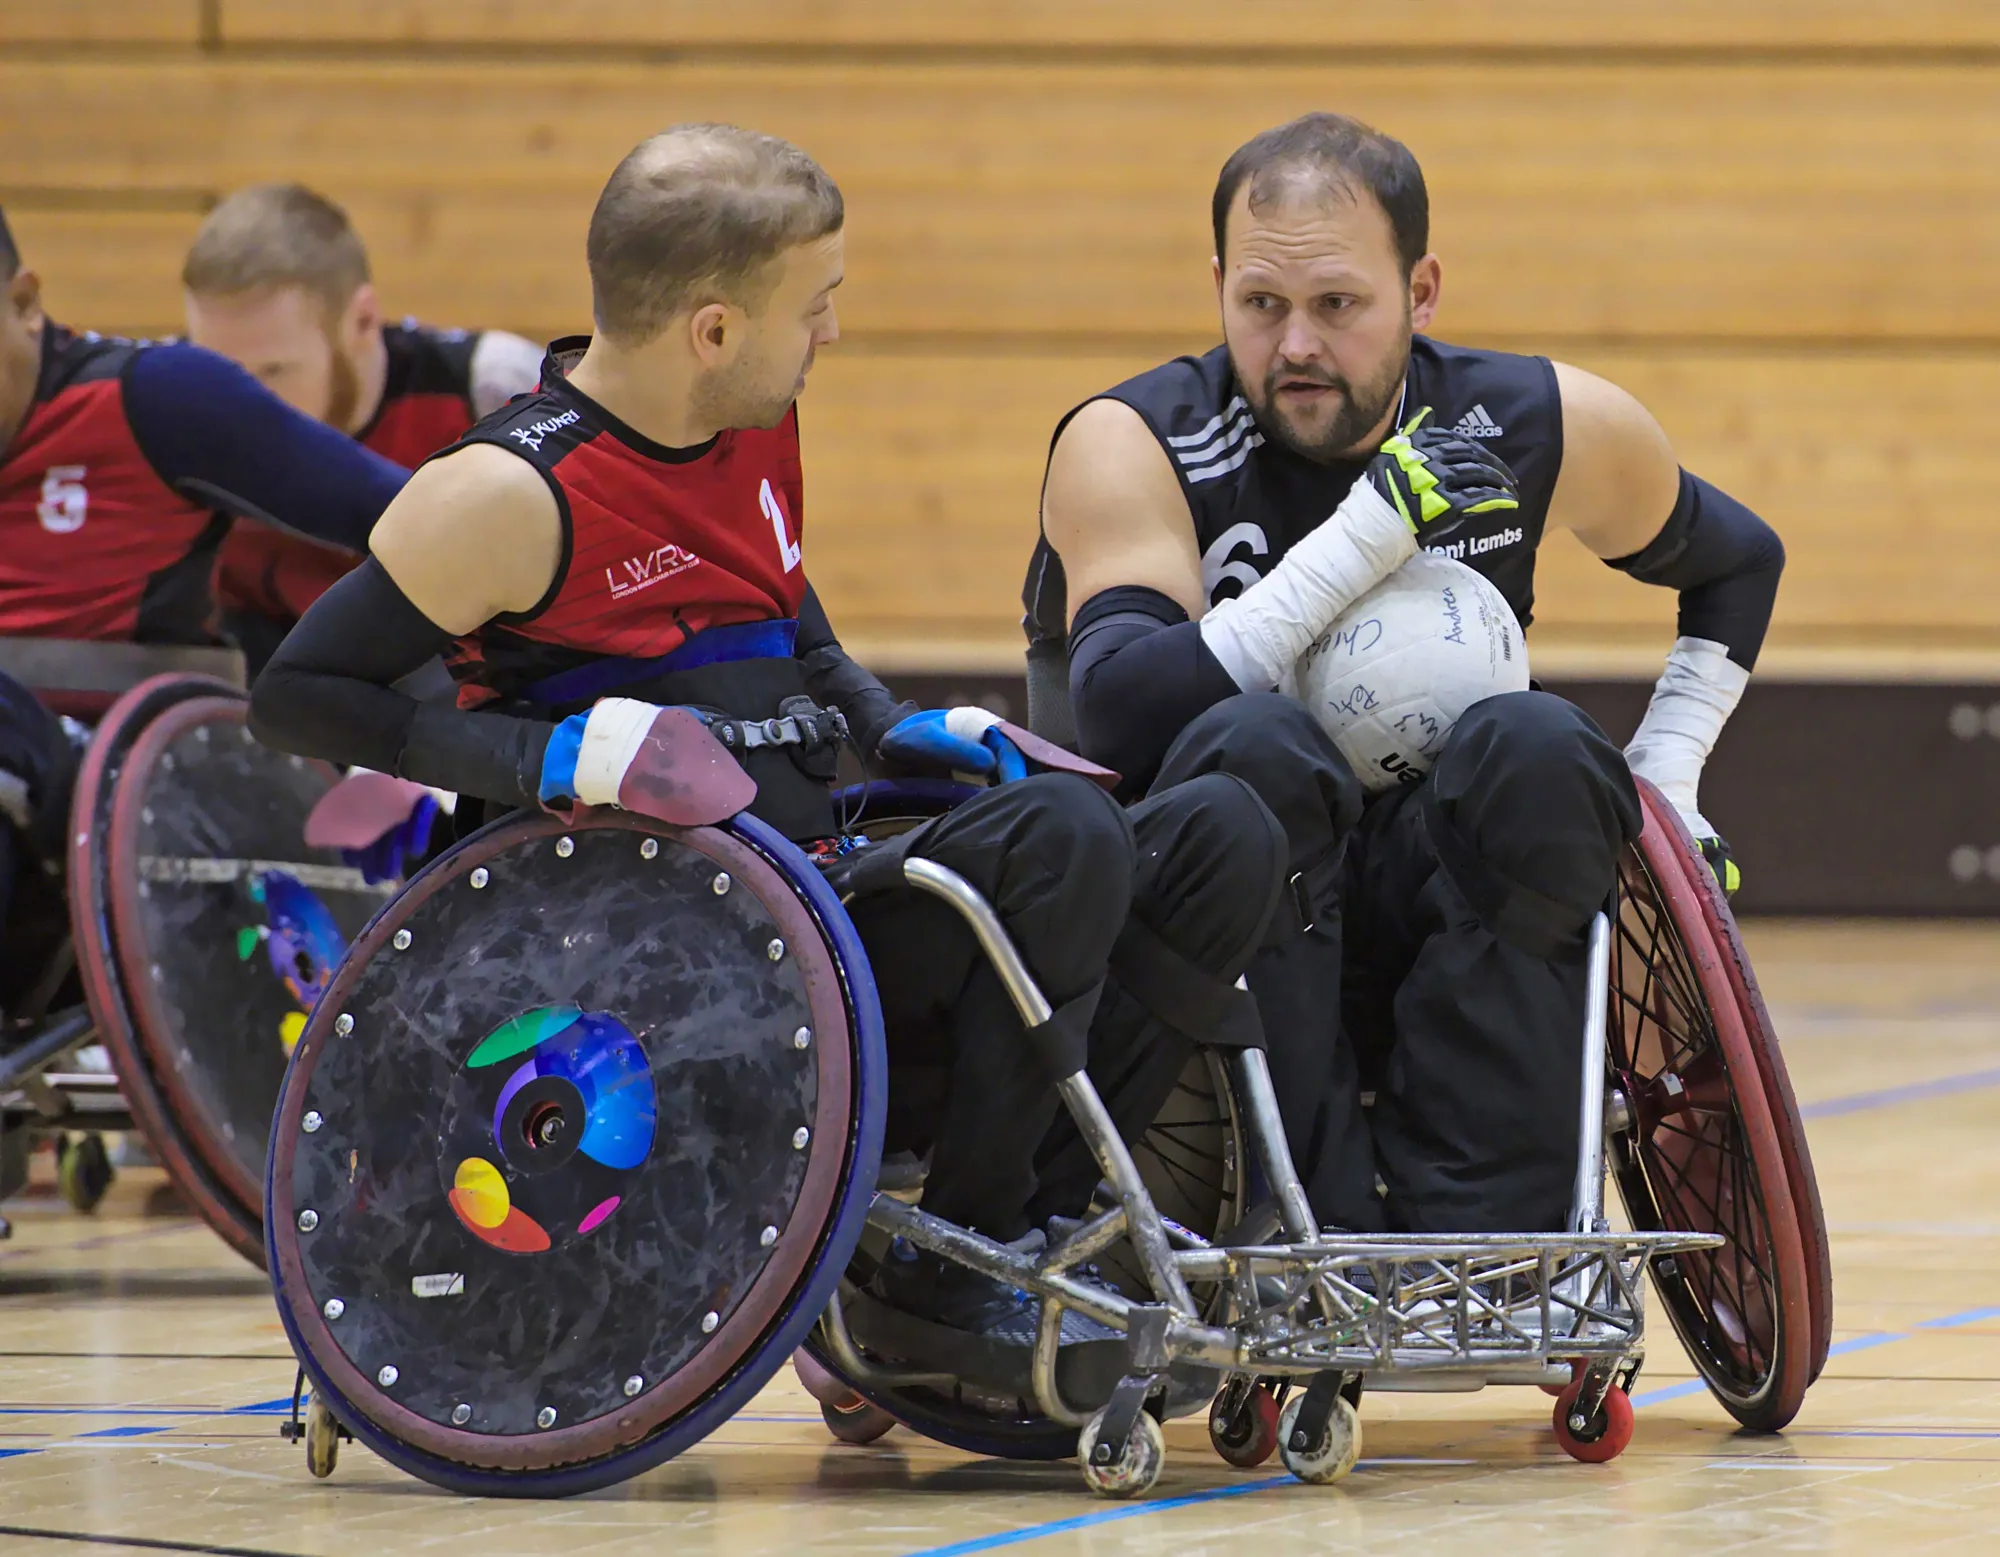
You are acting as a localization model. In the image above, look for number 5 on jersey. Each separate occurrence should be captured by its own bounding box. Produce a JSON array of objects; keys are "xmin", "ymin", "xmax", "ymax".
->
[{"xmin": 760, "ymin": 477, "xmax": 801, "ymax": 573}]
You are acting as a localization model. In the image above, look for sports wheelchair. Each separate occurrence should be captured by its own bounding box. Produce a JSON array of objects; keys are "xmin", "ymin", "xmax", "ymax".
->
[
  {"xmin": 0, "ymin": 660, "xmax": 399, "ymax": 1260},
  {"xmin": 266, "ymin": 757, "xmax": 1826, "ymax": 1498}
]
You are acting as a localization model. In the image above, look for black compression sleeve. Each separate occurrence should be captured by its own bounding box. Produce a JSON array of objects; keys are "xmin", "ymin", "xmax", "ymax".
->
[
  {"xmin": 124, "ymin": 343, "xmax": 407, "ymax": 552},
  {"xmin": 249, "ymin": 559, "xmax": 550, "ymax": 807},
  {"xmin": 1069, "ymin": 586, "xmax": 1241, "ymax": 789},
  {"xmin": 1608, "ymin": 469, "xmax": 1785, "ymax": 669},
  {"xmin": 796, "ymin": 582, "xmax": 916, "ymax": 754}
]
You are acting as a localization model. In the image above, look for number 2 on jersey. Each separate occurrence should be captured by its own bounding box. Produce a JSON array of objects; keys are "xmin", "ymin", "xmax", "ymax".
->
[{"xmin": 760, "ymin": 478, "xmax": 801, "ymax": 574}]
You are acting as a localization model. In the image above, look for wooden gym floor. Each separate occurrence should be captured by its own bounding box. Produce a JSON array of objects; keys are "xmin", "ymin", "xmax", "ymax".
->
[{"xmin": 0, "ymin": 920, "xmax": 1995, "ymax": 1556}]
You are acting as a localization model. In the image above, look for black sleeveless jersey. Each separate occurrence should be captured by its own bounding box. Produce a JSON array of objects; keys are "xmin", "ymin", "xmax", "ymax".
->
[{"xmin": 1023, "ymin": 335, "xmax": 1563, "ymax": 652}]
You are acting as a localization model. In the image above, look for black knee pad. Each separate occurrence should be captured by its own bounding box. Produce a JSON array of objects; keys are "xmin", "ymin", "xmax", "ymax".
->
[
  {"xmin": 1137, "ymin": 771, "xmax": 1287, "ymax": 950},
  {"xmin": 968, "ymin": 772, "xmax": 1137, "ymax": 945},
  {"xmin": 1156, "ymin": 692, "xmax": 1363, "ymax": 858},
  {"xmin": 1425, "ymin": 692, "xmax": 1642, "ymax": 955}
]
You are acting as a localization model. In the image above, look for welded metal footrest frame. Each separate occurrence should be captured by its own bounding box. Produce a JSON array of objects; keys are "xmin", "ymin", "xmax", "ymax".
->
[{"xmin": 1177, "ymin": 1230, "xmax": 1723, "ymax": 1375}]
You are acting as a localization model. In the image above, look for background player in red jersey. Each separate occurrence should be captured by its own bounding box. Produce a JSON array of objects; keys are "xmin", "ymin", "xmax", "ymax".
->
[
  {"xmin": 182, "ymin": 183, "xmax": 543, "ymax": 671},
  {"xmin": 251, "ymin": 125, "xmax": 1288, "ymax": 1339},
  {"xmin": 0, "ymin": 204, "xmax": 407, "ymax": 1003}
]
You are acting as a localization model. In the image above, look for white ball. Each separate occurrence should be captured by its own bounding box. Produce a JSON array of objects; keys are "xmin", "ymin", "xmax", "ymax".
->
[{"xmin": 1292, "ymin": 552, "xmax": 1530, "ymax": 794}]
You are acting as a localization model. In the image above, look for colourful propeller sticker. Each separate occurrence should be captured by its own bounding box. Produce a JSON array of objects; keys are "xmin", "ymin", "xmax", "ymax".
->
[
  {"xmin": 442, "ymin": 1005, "xmax": 656, "ymax": 1255},
  {"xmin": 240, "ymin": 870, "xmax": 347, "ymax": 1053}
]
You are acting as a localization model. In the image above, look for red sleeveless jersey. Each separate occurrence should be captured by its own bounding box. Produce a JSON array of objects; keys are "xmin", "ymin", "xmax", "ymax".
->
[
  {"xmin": 444, "ymin": 339, "xmax": 807, "ymax": 710},
  {"xmin": 215, "ymin": 320, "xmax": 486, "ymax": 621},
  {"xmin": 0, "ymin": 325, "xmax": 221, "ymax": 642}
]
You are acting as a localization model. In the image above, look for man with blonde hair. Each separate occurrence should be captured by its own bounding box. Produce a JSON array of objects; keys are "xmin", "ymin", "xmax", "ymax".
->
[
  {"xmin": 184, "ymin": 183, "xmax": 541, "ymax": 665},
  {"xmin": 250, "ymin": 125, "xmax": 1287, "ymax": 1340}
]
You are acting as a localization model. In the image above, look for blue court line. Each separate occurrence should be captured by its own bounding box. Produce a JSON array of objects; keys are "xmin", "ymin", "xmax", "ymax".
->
[
  {"xmin": 80, "ymin": 1425, "xmax": 175, "ymax": 1439},
  {"xmin": 1629, "ymin": 1304, "xmax": 2000, "ymax": 1409},
  {"xmin": 1799, "ymin": 1066, "xmax": 2000, "ymax": 1120},
  {"xmin": 0, "ymin": 1404, "xmax": 293, "ymax": 1419},
  {"xmin": 907, "ymin": 1476, "xmax": 1296, "ymax": 1557},
  {"xmin": 899, "ymin": 1301, "xmax": 2000, "ymax": 1557}
]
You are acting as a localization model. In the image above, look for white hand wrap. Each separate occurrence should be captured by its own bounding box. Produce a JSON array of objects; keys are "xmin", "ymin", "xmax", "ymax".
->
[
  {"xmin": 943, "ymin": 706, "xmax": 1005, "ymax": 744},
  {"xmin": 1623, "ymin": 636, "xmax": 1749, "ymax": 841},
  {"xmin": 1198, "ymin": 475, "xmax": 1416, "ymax": 692},
  {"xmin": 572, "ymin": 697, "xmax": 662, "ymax": 808}
]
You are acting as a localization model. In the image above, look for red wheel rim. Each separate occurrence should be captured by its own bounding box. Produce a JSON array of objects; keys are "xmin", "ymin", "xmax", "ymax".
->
[
  {"xmin": 66, "ymin": 675, "xmax": 265, "ymax": 1265},
  {"xmin": 1658, "ymin": 787, "xmax": 1833, "ymax": 1382},
  {"xmin": 1609, "ymin": 778, "xmax": 1813, "ymax": 1432}
]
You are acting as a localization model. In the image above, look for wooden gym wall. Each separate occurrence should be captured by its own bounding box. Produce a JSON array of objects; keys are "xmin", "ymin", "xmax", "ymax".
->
[{"xmin": 5, "ymin": 2, "xmax": 1997, "ymax": 671}]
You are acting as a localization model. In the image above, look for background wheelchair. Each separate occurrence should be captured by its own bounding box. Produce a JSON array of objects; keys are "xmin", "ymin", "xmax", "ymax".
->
[
  {"xmin": 264, "ymin": 760, "xmax": 1820, "ymax": 1499},
  {"xmin": 0, "ymin": 658, "xmax": 397, "ymax": 1262}
]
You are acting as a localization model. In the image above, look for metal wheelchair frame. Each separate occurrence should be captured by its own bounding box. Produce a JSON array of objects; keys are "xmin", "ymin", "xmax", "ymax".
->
[{"xmin": 816, "ymin": 857, "xmax": 1721, "ymax": 1493}]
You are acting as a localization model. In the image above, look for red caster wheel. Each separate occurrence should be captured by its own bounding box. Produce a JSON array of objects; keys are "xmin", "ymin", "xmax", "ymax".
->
[
  {"xmin": 1542, "ymin": 1359, "xmax": 1584, "ymax": 1399},
  {"xmin": 1208, "ymin": 1380, "xmax": 1281, "ymax": 1468},
  {"xmin": 1552, "ymin": 1376, "xmax": 1635, "ymax": 1464},
  {"xmin": 821, "ymin": 1397, "xmax": 898, "ymax": 1445}
]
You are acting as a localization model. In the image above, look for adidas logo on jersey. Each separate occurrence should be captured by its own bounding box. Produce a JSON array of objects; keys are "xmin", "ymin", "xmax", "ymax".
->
[{"xmin": 1450, "ymin": 404, "xmax": 1504, "ymax": 438}]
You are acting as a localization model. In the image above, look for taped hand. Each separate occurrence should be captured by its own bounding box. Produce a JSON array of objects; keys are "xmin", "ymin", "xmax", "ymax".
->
[{"xmin": 540, "ymin": 698, "xmax": 757, "ymax": 825}]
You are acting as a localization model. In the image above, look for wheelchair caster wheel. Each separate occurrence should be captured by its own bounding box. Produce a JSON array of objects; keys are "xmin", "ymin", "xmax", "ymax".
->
[
  {"xmin": 1552, "ymin": 1377, "xmax": 1634, "ymax": 1464},
  {"xmin": 1542, "ymin": 1359, "xmax": 1585, "ymax": 1399},
  {"xmin": 1078, "ymin": 1404, "xmax": 1165, "ymax": 1499},
  {"xmin": 304, "ymin": 1398, "xmax": 342, "ymax": 1480},
  {"xmin": 1277, "ymin": 1392, "xmax": 1361, "ymax": 1484},
  {"xmin": 58, "ymin": 1133, "xmax": 114, "ymax": 1213},
  {"xmin": 1208, "ymin": 1380, "xmax": 1280, "ymax": 1468},
  {"xmin": 821, "ymin": 1397, "xmax": 897, "ymax": 1445}
]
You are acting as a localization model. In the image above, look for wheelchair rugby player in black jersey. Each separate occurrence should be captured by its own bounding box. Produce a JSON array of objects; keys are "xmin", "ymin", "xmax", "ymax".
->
[{"xmin": 1026, "ymin": 113, "xmax": 1787, "ymax": 1238}]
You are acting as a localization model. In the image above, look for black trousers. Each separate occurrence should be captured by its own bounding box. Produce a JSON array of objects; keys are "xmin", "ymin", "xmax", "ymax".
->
[
  {"xmin": 1159, "ymin": 690, "xmax": 1640, "ymax": 1234},
  {"xmin": 845, "ymin": 766, "xmax": 1284, "ymax": 1241},
  {"xmin": 0, "ymin": 671, "xmax": 80, "ymax": 1011}
]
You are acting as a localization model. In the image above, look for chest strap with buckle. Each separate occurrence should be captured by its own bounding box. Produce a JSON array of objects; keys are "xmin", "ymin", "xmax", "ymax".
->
[{"xmin": 698, "ymin": 701, "xmax": 849, "ymax": 756}]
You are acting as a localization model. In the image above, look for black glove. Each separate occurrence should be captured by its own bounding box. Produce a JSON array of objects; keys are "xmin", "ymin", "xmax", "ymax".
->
[
  {"xmin": 1699, "ymin": 834, "xmax": 1742, "ymax": 898},
  {"xmin": 1366, "ymin": 407, "xmax": 1521, "ymax": 544}
]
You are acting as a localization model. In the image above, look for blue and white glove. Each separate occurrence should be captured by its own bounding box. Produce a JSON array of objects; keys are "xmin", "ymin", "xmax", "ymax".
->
[
  {"xmin": 877, "ymin": 708, "xmax": 1029, "ymax": 784},
  {"xmin": 539, "ymin": 697, "xmax": 757, "ymax": 824},
  {"xmin": 539, "ymin": 698, "xmax": 667, "ymax": 807}
]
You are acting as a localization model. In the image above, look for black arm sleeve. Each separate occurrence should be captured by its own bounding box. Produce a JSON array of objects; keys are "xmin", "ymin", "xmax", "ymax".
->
[
  {"xmin": 124, "ymin": 343, "xmax": 407, "ymax": 552},
  {"xmin": 249, "ymin": 559, "xmax": 551, "ymax": 808},
  {"xmin": 1069, "ymin": 585, "xmax": 1242, "ymax": 788},
  {"xmin": 795, "ymin": 582, "xmax": 916, "ymax": 755},
  {"xmin": 1607, "ymin": 469, "xmax": 1785, "ymax": 670}
]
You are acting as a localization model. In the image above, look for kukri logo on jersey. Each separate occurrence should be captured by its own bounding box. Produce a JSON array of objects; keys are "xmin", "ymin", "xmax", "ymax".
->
[{"xmin": 508, "ymin": 408, "xmax": 581, "ymax": 452}]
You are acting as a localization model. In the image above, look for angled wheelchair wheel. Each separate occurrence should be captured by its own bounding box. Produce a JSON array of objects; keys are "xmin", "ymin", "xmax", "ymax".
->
[
  {"xmin": 70, "ymin": 674, "xmax": 388, "ymax": 1265},
  {"xmin": 1609, "ymin": 778, "xmax": 1815, "ymax": 1432},
  {"xmin": 803, "ymin": 1050, "xmax": 1244, "ymax": 1461},
  {"xmin": 1647, "ymin": 785, "xmax": 1832, "ymax": 1383},
  {"xmin": 265, "ymin": 807, "xmax": 885, "ymax": 1496}
]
